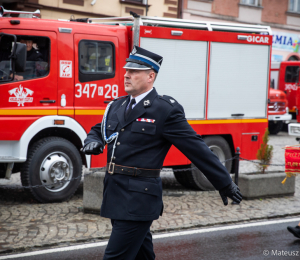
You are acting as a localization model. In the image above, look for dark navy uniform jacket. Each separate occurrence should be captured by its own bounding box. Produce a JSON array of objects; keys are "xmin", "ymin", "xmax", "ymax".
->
[{"xmin": 84, "ymin": 88, "xmax": 232, "ymax": 221}]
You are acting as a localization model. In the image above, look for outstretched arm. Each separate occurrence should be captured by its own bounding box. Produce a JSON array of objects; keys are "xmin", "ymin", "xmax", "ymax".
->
[{"xmin": 162, "ymin": 103, "xmax": 242, "ymax": 204}]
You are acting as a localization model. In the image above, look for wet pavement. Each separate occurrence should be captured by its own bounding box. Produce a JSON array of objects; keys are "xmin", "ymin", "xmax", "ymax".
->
[
  {"xmin": 3, "ymin": 218, "xmax": 300, "ymax": 260},
  {"xmin": 0, "ymin": 132, "xmax": 300, "ymax": 255}
]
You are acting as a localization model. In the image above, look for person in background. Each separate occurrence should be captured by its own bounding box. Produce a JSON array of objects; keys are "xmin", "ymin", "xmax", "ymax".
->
[
  {"xmin": 13, "ymin": 37, "xmax": 44, "ymax": 81},
  {"xmin": 20, "ymin": 38, "xmax": 43, "ymax": 62}
]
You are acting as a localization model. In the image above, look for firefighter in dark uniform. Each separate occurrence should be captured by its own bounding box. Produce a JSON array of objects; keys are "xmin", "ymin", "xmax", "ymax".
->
[{"xmin": 82, "ymin": 46, "xmax": 242, "ymax": 260}]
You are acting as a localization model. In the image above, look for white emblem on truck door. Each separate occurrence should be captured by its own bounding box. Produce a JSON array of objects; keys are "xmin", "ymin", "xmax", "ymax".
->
[
  {"xmin": 8, "ymin": 85, "xmax": 34, "ymax": 106},
  {"xmin": 60, "ymin": 60, "xmax": 72, "ymax": 78}
]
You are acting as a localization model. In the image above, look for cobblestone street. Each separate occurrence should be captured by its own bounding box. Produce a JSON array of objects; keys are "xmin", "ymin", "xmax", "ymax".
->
[{"xmin": 0, "ymin": 132, "xmax": 300, "ymax": 255}]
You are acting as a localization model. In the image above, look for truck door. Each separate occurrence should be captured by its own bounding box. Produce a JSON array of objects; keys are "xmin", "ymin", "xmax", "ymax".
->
[
  {"xmin": 74, "ymin": 34, "xmax": 120, "ymax": 167},
  {"xmin": 279, "ymin": 61, "xmax": 300, "ymax": 113},
  {"xmin": 0, "ymin": 30, "xmax": 57, "ymax": 141}
]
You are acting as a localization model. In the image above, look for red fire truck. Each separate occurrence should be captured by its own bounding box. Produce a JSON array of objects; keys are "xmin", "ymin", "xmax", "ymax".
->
[
  {"xmin": 286, "ymin": 62, "xmax": 300, "ymax": 137},
  {"xmin": 0, "ymin": 7, "xmax": 273, "ymax": 202},
  {"xmin": 268, "ymin": 88, "xmax": 291, "ymax": 135},
  {"xmin": 271, "ymin": 61, "xmax": 300, "ymax": 116}
]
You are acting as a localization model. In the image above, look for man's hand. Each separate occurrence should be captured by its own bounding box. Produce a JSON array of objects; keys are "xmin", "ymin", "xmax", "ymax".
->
[
  {"xmin": 219, "ymin": 182, "xmax": 242, "ymax": 206},
  {"xmin": 10, "ymin": 73, "xmax": 23, "ymax": 81},
  {"xmin": 82, "ymin": 142, "xmax": 103, "ymax": 155}
]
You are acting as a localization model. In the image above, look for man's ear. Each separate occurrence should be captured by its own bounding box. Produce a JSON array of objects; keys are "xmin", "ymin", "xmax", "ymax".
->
[{"xmin": 147, "ymin": 70, "xmax": 155, "ymax": 83}]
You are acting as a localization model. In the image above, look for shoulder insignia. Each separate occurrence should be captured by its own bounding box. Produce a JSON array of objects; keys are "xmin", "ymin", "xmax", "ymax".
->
[{"xmin": 158, "ymin": 95, "xmax": 177, "ymax": 106}]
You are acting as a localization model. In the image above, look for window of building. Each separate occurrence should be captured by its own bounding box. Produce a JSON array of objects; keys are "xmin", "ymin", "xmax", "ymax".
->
[
  {"xmin": 285, "ymin": 66, "xmax": 300, "ymax": 83},
  {"xmin": 79, "ymin": 40, "xmax": 115, "ymax": 83},
  {"xmin": 240, "ymin": 0, "xmax": 260, "ymax": 6},
  {"xmin": 289, "ymin": 0, "xmax": 300, "ymax": 12},
  {"xmin": 0, "ymin": 35, "xmax": 50, "ymax": 82}
]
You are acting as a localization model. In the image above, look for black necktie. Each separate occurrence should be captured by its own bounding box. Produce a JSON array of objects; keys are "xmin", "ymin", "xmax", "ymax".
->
[{"xmin": 125, "ymin": 98, "xmax": 136, "ymax": 120}]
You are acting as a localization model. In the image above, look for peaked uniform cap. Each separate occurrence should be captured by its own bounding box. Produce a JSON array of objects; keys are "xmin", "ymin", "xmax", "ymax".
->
[{"xmin": 123, "ymin": 46, "xmax": 163, "ymax": 73}]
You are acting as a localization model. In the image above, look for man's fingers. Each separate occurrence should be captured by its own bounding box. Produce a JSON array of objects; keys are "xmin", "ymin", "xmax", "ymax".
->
[
  {"xmin": 221, "ymin": 194, "xmax": 228, "ymax": 206},
  {"xmin": 236, "ymin": 192, "xmax": 243, "ymax": 200},
  {"xmin": 91, "ymin": 142, "xmax": 98, "ymax": 149},
  {"xmin": 232, "ymin": 195, "xmax": 241, "ymax": 203},
  {"xmin": 82, "ymin": 142, "xmax": 103, "ymax": 155}
]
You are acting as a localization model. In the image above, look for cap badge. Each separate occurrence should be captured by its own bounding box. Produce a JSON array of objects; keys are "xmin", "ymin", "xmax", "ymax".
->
[
  {"xmin": 131, "ymin": 46, "xmax": 137, "ymax": 55},
  {"xmin": 144, "ymin": 100, "xmax": 150, "ymax": 106},
  {"xmin": 170, "ymin": 99, "xmax": 175, "ymax": 103}
]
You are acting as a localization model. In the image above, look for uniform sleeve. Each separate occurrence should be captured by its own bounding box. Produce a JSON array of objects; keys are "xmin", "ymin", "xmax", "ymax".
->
[
  {"xmin": 162, "ymin": 103, "xmax": 232, "ymax": 190},
  {"xmin": 84, "ymin": 122, "xmax": 105, "ymax": 147}
]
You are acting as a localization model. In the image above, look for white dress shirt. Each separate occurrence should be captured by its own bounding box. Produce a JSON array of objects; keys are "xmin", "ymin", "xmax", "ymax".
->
[{"xmin": 129, "ymin": 88, "xmax": 153, "ymax": 109}]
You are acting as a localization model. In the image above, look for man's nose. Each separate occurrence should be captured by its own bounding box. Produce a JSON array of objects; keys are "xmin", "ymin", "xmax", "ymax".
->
[{"xmin": 124, "ymin": 71, "xmax": 130, "ymax": 78}]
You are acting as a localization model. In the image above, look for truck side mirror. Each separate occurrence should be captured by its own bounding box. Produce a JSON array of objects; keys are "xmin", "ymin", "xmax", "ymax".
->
[{"xmin": 14, "ymin": 42, "xmax": 26, "ymax": 72}]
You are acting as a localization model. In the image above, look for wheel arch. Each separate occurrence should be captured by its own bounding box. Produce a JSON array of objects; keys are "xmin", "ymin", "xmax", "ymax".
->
[
  {"xmin": 18, "ymin": 116, "xmax": 90, "ymax": 168},
  {"xmin": 201, "ymin": 134, "xmax": 235, "ymax": 173}
]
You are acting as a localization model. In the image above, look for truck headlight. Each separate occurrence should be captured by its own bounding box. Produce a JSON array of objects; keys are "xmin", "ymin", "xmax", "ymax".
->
[{"xmin": 290, "ymin": 126, "xmax": 300, "ymax": 134}]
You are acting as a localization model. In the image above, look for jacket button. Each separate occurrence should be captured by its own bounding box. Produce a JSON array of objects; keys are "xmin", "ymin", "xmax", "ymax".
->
[
  {"xmin": 145, "ymin": 188, "xmax": 148, "ymax": 191},
  {"xmin": 142, "ymin": 128, "xmax": 145, "ymax": 131},
  {"xmin": 121, "ymin": 128, "xmax": 125, "ymax": 132},
  {"xmin": 108, "ymin": 125, "xmax": 111, "ymax": 128},
  {"xmin": 117, "ymin": 142, "xmax": 120, "ymax": 145},
  {"xmin": 113, "ymin": 157, "xmax": 116, "ymax": 160}
]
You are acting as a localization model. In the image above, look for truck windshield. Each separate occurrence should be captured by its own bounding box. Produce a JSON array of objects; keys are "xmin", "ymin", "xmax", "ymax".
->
[{"xmin": 285, "ymin": 66, "xmax": 300, "ymax": 83}]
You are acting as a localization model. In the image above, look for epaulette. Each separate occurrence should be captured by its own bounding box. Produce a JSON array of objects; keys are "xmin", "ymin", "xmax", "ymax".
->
[
  {"xmin": 158, "ymin": 95, "xmax": 177, "ymax": 106},
  {"xmin": 113, "ymin": 95, "xmax": 128, "ymax": 102}
]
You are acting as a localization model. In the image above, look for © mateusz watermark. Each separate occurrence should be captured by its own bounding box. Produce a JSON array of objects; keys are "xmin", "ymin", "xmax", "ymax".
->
[{"xmin": 263, "ymin": 250, "xmax": 299, "ymax": 257}]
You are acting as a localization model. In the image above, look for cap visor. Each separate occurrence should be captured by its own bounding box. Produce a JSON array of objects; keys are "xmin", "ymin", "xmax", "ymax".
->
[{"xmin": 123, "ymin": 62, "xmax": 151, "ymax": 70}]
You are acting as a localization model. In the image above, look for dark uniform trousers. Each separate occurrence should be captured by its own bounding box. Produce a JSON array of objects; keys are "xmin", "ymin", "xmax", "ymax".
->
[
  {"xmin": 84, "ymin": 88, "xmax": 232, "ymax": 259},
  {"xmin": 103, "ymin": 220, "xmax": 154, "ymax": 260}
]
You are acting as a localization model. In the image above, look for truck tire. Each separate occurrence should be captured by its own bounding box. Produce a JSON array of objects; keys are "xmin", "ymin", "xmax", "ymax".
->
[
  {"xmin": 21, "ymin": 137, "xmax": 82, "ymax": 203},
  {"xmin": 268, "ymin": 121, "xmax": 283, "ymax": 135},
  {"xmin": 173, "ymin": 136, "xmax": 232, "ymax": 191}
]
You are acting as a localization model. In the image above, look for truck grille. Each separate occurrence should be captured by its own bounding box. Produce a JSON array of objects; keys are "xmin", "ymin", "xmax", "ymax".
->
[{"xmin": 268, "ymin": 102, "xmax": 286, "ymax": 113}]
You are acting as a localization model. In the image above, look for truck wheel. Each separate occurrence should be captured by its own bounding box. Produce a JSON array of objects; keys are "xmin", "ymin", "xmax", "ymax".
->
[
  {"xmin": 174, "ymin": 136, "xmax": 232, "ymax": 191},
  {"xmin": 268, "ymin": 121, "xmax": 283, "ymax": 135},
  {"xmin": 21, "ymin": 137, "xmax": 82, "ymax": 203}
]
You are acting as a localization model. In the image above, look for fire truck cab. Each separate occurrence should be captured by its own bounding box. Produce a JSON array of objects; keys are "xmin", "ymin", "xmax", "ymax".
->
[
  {"xmin": 268, "ymin": 62, "xmax": 292, "ymax": 135},
  {"xmin": 0, "ymin": 7, "xmax": 273, "ymax": 202}
]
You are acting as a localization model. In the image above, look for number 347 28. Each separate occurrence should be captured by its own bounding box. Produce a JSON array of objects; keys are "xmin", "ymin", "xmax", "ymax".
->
[{"xmin": 75, "ymin": 83, "xmax": 118, "ymax": 99}]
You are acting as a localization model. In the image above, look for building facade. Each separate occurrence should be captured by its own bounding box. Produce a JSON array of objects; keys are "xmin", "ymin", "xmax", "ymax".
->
[
  {"xmin": 182, "ymin": 0, "xmax": 300, "ymax": 61},
  {"xmin": 0, "ymin": 0, "xmax": 181, "ymax": 20},
  {"xmin": 1, "ymin": 0, "xmax": 299, "ymax": 61}
]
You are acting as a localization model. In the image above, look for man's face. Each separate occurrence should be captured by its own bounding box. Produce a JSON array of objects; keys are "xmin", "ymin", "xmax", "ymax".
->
[
  {"xmin": 20, "ymin": 40, "xmax": 33, "ymax": 52},
  {"xmin": 124, "ymin": 69, "xmax": 154, "ymax": 97}
]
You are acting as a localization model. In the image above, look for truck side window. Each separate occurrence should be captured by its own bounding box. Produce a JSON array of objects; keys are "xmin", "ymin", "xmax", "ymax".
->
[
  {"xmin": 79, "ymin": 40, "xmax": 115, "ymax": 83},
  {"xmin": 0, "ymin": 36, "xmax": 50, "ymax": 82},
  {"xmin": 285, "ymin": 66, "xmax": 300, "ymax": 83}
]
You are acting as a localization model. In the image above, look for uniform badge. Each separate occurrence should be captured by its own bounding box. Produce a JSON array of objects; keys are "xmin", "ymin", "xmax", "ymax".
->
[
  {"xmin": 170, "ymin": 99, "xmax": 175, "ymax": 103},
  {"xmin": 144, "ymin": 100, "xmax": 150, "ymax": 106},
  {"xmin": 131, "ymin": 46, "xmax": 137, "ymax": 55},
  {"xmin": 122, "ymin": 100, "xmax": 127, "ymax": 106}
]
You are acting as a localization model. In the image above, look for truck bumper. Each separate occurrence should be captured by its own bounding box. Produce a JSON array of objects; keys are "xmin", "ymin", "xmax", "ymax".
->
[
  {"xmin": 268, "ymin": 113, "xmax": 292, "ymax": 123},
  {"xmin": 289, "ymin": 123, "xmax": 300, "ymax": 136}
]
